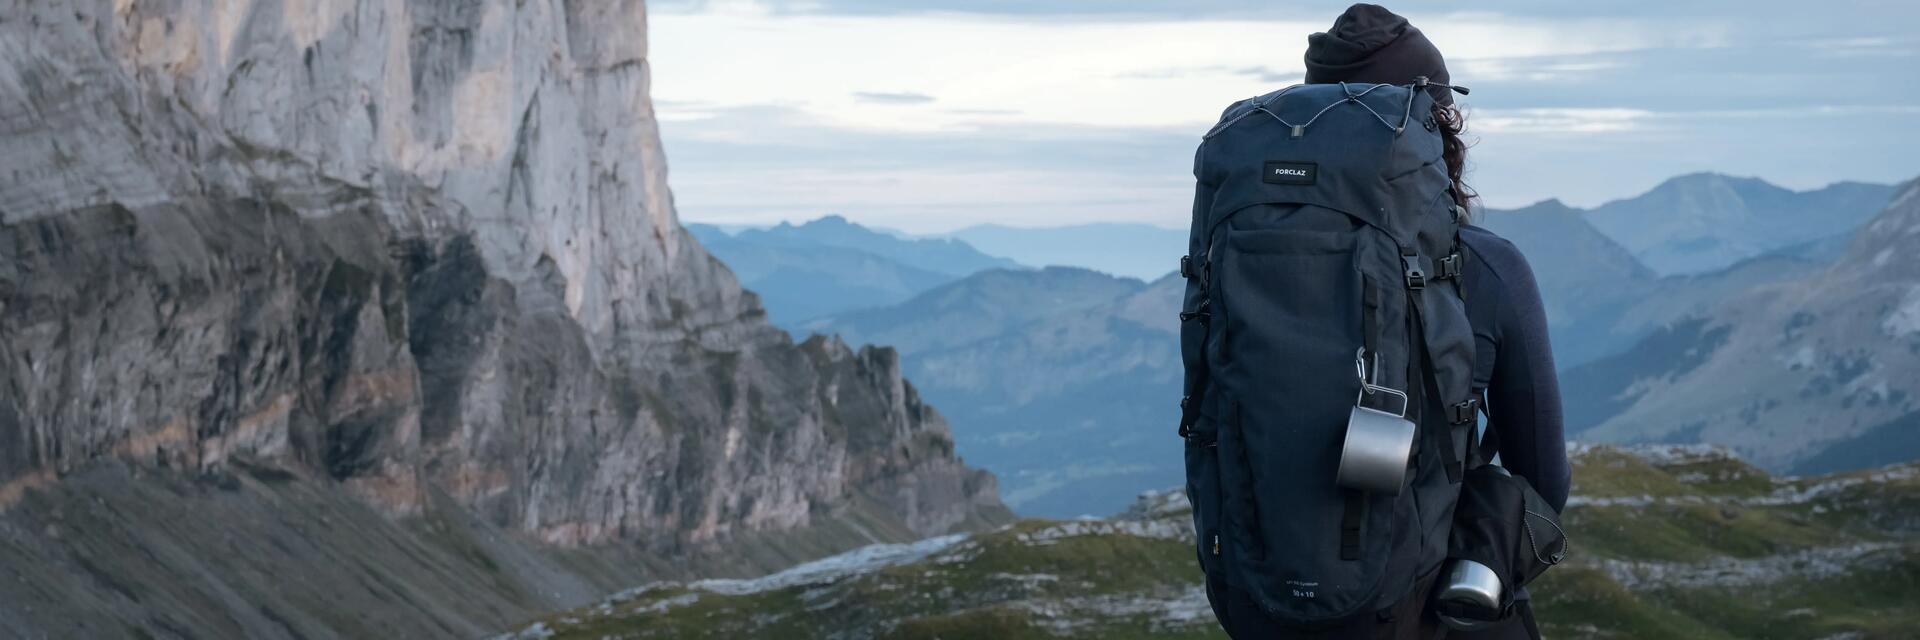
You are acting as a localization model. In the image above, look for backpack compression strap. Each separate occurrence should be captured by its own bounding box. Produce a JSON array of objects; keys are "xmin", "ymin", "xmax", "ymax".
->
[{"xmin": 1404, "ymin": 247, "xmax": 1477, "ymax": 484}]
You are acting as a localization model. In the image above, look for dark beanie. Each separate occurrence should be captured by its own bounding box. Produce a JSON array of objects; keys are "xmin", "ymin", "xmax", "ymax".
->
[{"xmin": 1304, "ymin": 4, "xmax": 1452, "ymax": 105}]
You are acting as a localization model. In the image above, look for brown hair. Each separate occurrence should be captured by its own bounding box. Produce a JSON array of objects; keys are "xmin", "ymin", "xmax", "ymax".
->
[{"xmin": 1433, "ymin": 102, "xmax": 1477, "ymax": 214}]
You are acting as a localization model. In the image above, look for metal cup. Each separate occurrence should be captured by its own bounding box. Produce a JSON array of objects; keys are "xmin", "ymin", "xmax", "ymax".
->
[
  {"xmin": 1436, "ymin": 559, "xmax": 1506, "ymax": 630},
  {"xmin": 1336, "ymin": 403, "xmax": 1416, "ymax": 495}
]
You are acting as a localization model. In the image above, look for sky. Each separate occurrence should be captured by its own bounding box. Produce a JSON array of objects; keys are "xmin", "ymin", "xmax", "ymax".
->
[{"xmin": 648, "ymin": 0, "xmax": 1920, "ymax": 234}]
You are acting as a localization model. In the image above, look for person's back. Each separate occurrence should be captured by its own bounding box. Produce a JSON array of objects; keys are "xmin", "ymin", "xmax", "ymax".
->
[{"xmin": 1179, "ymin": 5, "xmax": 1569, "ymax": 639}]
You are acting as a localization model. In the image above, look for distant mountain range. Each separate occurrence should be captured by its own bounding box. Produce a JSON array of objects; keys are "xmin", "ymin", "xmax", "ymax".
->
[
  {"xmin": 696, "ymin": 173, "xmax": 1911, "ymax": 514},
  {"xmin": 802, "ymin": 269, "xmax": 1183, "ymax": 517},
  {"xmin": 688, "ymin": 216, "xmax": 1020, "ymax": 325},
  {"xmin": 1586, "ymin": 173, "xmax": 1895, "ymax": 276},
  {"xmin": 1479, "ymin": 197, "xmax": 1833, "ymax": 368},
  {"xmin": 1567, "ymin": 179, "xmax": 1920, "ymax": 473},
  {"xmin": 940, "ymin": 223, "xmax": 1189, "ymax": 281},
  {"xmin": 695, "ymin": 174, "xmax": 1895, "ymax": 332}
]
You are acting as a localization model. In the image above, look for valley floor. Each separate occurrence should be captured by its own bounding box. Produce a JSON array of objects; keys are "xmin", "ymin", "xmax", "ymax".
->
[{"xmin": 501, "ymin": 446, "xmax": 1920, "ymax": 640}]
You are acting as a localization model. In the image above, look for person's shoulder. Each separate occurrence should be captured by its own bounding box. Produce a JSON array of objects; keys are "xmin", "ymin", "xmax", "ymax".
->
[
  {"xmin": 1460, "ymin": 224, "xmax": 1519, "ymax": 256},
  {"xmin": 1459, "ymin": 224, "xmax": 1534, "ymax": 286}
]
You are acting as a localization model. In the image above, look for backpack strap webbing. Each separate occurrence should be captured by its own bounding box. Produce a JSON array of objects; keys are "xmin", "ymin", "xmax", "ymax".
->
[
  {"xmin": 1340, "ymin": 490, "xmax": 1366, "ymax": 561},
  {"xmin": 1470, "ymin": 388, "xmax": 1496, "ymax": 469},
  {"xmin": 1405, "ymin": 248, "xmax": 1475, "ymax": 485}
]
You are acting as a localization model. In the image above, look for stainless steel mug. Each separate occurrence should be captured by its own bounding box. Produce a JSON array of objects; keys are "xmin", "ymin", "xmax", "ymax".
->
[{"xmin": 1335, "ymin": 404, "xmax": 1416, "ymax": 494}]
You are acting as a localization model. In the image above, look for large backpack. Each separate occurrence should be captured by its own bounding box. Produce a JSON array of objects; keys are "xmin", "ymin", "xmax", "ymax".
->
[{"xmin": 1179, "ymin": 80, "xmax": 1478, "ymax": 626}]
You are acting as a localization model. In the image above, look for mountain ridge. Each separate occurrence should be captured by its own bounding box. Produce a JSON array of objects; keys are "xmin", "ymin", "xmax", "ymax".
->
[
  {"xmin": 1569, "ymin": 178, "xmax": 1920, "ymax": 470},
  {"xmin": 688, "ymin": 216, "xmax": 1022, "ymax": 325},
  {"xmin": 804, "ymin": 267, "xmax": 1182, "ymax": 517},
  {"xmin": 1586, "ymin": 172, "xmax": 1895, "ymax": 275},
  {"xmin": 942, "ymin": 223, "xmax": 1187, "ymax": 281}
]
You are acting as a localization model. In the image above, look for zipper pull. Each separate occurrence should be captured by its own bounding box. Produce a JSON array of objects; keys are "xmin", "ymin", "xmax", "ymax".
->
[{"xmin": 1212, "ymin": 534, "xmax": 1222, "ymax": 556}]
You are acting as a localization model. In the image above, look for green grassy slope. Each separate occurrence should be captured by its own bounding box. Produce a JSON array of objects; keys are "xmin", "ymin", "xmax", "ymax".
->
[{"xmin": 504, "ymin": 446, "xmax": 1920, "ymax": 640}]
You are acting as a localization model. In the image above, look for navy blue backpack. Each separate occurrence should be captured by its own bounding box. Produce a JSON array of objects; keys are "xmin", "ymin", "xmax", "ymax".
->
[{"xmin": 1179, "ymin": 79, "xmax": 1478, "ymax": 626}]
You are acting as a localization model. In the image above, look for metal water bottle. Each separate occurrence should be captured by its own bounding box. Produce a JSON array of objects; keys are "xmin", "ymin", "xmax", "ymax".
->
[
  {"xmin": 1435, "ymin": 558, "xmax": 1505, "ymax": 630},
  {"xmin": 1437, "ymin": 465, "xmax": 1511, "ymax": 630}
]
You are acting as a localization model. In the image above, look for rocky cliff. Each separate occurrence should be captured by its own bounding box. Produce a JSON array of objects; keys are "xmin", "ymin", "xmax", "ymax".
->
[{"xmin": 0, "ymin": 0, "xmax": 1005, "ymax": 635}]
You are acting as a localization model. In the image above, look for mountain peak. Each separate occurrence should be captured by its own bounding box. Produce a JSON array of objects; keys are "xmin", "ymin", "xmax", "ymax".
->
[
  {"xmin": 1589, "ymin": 172, "xmax": 1894, "ymax": 275},
  {"xmin": 1501, "ymin": 198, "xmax": 1577, "ymax": 216},
  {"xmin": 804, "ymin": 214, "xmax": 856, "ymax": 228},
  {"xmin": 1659, "ymin": 171, "xmax": 1769, "ymax": 187}
]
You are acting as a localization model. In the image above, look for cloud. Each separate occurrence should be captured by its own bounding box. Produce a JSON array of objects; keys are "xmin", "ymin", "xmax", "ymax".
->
[
  {"xmin": 1113, "ymin": 65, "xmax": 1300, "ymax": 84},
  {"xmin": 647, "ymin": 1, "xmax": 1920, "ymax": 229},
  {"xmin": 1234, "ymin": 66, "xmax": 1301, "ymax": 83},
  {"xmin": 649, "ymin": 8, "xmax": 1727, "ymax": 133},
  {"xmin": 1795, "ymin": 35, "xmax": 1920, "ymax": 58},
  {"xmin": 656, "ymin": 0, "xmax": 1909, "ymax": 23},
  {"xmin": 1472, "ymin": 108, "xmax": 1654, "ymax": 135},
  {"xmin": 1453, "ymin": 57, "xmax": 1628, "ymax": 83},
  {"xmin": 853, "ymin": 91, "xmax": 936, "ymax": 104}
]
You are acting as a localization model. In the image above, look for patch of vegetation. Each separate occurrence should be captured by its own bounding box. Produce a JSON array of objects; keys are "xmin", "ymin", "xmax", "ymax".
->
[
  {"xmin": 513, "ymin": 447, "xmax": 1920, "ymax": 639},
  {"xmin": 1568, "ymin": 501, "xmax": 1850, "ymax": 563}
]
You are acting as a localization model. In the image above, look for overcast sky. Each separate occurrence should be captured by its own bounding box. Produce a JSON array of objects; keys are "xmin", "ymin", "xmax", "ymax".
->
[{"xmin": 648, "ymin": 0, "xmax": 1920, "ymax": 233}]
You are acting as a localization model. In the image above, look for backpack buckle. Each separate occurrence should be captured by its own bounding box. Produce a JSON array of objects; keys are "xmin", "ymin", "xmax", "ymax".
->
[
  {"xmin": 1180, "ymin": 255, "xmax": 1196, "ymax": 279},
  {"xmin": 1434, "ymin": 252, "xmax": 1462, "ymax": 281},
  {"xmin": 1449, "ymin": 398, "xmax": 1480, "ymax": 425},
  {"xmin": 1402, "ymin": 254, "xmax": 1427, "ymax": 290},
  {"xmin": 1178, "ymin": 395, "xmax": 1199, "ymax": 439}
]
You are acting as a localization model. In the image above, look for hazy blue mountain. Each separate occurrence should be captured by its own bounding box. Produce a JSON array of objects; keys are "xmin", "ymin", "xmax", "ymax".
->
[
  {"xmin": 740, "ymin": 215, "xmax": 1020, "ymax": 277},
  {"xmin": 943, "ymin": 223, "xmax": 1187, "ymax": 281},
  {"xmin": 1567, "ymin": 179, "xmax": 1920, "ymax": 473},
  {"xmin": 1586, "ymin": 173, "xmax": 1894, "ymax": 276},
  {"xmin": 800, "ymin": 266, "xmax": 1145, "ymax": 354},
  {"xmin": 691, "ymin": 226, "xmax": 955, "ymax": 325},
  {"xmin": 1480, "ymin": 199, "xmax": 1828, "ymax": 369},
  {"xmin": 689, "ymin": 216, "xmax": 1021, "ymax": 326},
  {"xmin": 762, "ymin": 175, "xmax": 1903, "ymax": 517},
  {"xmin": 805, "ymin": 268, "xmax": 1183, "ymax": 517},
  {"xmin": 1479, "ymin": 200, "xmax": 1660, "ymax": 367}
]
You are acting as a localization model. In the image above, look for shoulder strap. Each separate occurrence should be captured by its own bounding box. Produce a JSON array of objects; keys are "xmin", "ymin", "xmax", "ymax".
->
[{"xmin": 1471, "ymin": 388, "xmax": 1497, "ymax": 469}]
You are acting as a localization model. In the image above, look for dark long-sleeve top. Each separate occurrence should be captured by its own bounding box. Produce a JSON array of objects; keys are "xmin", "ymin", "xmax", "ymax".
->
[{"xmin": 1459, "ymin": 225, "xmax": 1571, "ymax": 512}]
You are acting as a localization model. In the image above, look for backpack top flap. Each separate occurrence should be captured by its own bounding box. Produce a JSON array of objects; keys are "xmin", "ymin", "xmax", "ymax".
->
[{"xmin": 1199, "ymin": 82, "xmax": 1449, "ymax": 250}]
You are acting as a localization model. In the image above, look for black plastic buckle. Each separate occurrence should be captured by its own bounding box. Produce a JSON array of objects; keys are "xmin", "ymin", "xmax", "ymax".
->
[
  {"xmin": 1180, "ymin": 255, "xmax": 1196, "ymax": 279},
  {"xmin": 1178, "ymin": 310, "xmax": 1210, "ymax": 322},
  {"xmin": 1178, "ymin": 395, "xmax": 1194, "ymax": 438},
  {"xmin": 1434, "ymin": 252, "xmax": 1462, "ymax": 280},
  {"xmin": 1402, "ymin": 254, "xmax": 1427, "ymax": 290},
  {"xmin": 1449, "ymin": 398, "xmax": 1480, "ymax": 425}
]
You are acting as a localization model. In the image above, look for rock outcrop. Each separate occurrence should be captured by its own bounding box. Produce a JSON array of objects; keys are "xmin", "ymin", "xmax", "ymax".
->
[{"xmin": 0, "ymin": 0, "xmax": 1005, "ymax": 632}]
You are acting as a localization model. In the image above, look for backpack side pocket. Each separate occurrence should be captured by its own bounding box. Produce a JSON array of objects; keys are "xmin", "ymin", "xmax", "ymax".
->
[{"xmin": 1184, "ymin": 409, "xmax": 1225, "ymax": 577}]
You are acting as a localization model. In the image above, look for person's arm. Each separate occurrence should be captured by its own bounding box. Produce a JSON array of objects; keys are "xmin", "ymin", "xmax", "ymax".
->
[{"xmin": 1486, "ymin": 247, "xmax": 1571, "ymax": 512}]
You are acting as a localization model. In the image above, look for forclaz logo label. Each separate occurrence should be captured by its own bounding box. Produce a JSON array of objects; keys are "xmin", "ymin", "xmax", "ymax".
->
[{"xmin": 1263, "ymin": 161, "xmax": 1318, "ymax": 186}]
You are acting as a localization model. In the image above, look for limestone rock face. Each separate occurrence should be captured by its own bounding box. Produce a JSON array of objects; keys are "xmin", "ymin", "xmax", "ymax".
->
[{"xmin": 0, "ymin": 0, "xmax": 1003, "ymax": 550}]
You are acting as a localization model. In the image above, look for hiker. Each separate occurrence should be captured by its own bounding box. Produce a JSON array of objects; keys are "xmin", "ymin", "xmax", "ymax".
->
[{"xmin": 1178, "ymin": 4, "xmax": 1569, "ymax": 639}]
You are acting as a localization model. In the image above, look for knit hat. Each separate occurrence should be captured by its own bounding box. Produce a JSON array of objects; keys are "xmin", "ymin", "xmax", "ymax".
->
[{"xmin": 1304, "ymin": 4, "xmax": 1453, "ymax": 105}]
